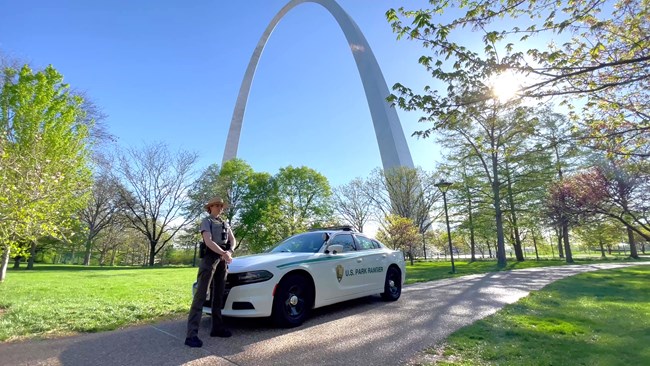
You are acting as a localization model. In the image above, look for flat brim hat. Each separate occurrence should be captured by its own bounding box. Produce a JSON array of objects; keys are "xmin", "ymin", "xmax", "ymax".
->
[{"xmin": 204, "ymin": 197, "xmax": 228, "ymax": 210}]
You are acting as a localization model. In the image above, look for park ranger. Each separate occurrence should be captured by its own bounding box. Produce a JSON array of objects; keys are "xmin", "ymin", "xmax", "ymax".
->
[{"xmin": 184, "ymin": 197, "xmax": 237, "ymax": 348}]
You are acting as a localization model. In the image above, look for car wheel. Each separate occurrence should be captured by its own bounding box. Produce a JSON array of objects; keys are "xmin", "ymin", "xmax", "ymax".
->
[
  {"xmin": 380, "ymin": 266, "xmax": 401, "ymax": 301},
  {"xmin": 272, "ymin": 273, "xmax": 313, "ymax": 328}
]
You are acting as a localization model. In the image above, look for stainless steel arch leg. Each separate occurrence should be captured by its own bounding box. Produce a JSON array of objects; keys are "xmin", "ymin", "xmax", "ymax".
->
[{"xmin": 222, "ymin": 0, "xmax": 414, "ymax": 171}]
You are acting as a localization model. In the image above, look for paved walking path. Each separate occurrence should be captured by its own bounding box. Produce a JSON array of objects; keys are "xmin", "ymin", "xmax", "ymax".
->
[{"xmin": 1, "ymin": 262, "xmax": 647, "ymax": 366}]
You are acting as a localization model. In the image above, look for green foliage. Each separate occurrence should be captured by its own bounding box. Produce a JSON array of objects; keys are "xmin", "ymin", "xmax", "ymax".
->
[
  {"xmin": 377, "ymin": 214, "xmax": 419, "ymax": 252},
  {"xmin": 0, "ymin": 64, "xmax": 92, "ymax": 269},
  {"xmin": 187, "ymin": 161, "xmax": 334, "ymax": 254},
  {"xmin": 429, "ymin": 266, "xmax": 650, "ymax": 366},
  {"xmin": 186, "ymin": 163, "xmax": 221, "ymax": 217},
  {"xmin": 273, "ymin": 165, "xmax": 333, "ymax": 238},
  {"xmin": 387, "ymin": 0, "xmax": 650, "ymax": 158},
  {"xmin": 574, "ymin": 217, "xmax": 621, "ymax": 254},
  {"xmin": 235, "ymin": 170, "xmax": 279, "ymax": 253}
]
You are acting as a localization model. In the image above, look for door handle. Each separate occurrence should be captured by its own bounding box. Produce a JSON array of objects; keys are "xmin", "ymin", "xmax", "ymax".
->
[{"xmin": 356, "ymin": 258, "xmax": 363, "ymax": 263}]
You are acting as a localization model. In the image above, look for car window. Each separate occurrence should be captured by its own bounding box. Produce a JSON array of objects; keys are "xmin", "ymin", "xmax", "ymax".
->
[
  {"xmin": 355, "ymin": 235, "xmax": 376, "ymax": 250},
  {"xmin": 329, "ymin": 234, "xmax": 356, "ymax": 252},
  {"xmin": 371, "ymin": 240, "xmax": 383, "ymax": 249},
  {"xmin": 270, "ymin": 232, "xmax": 326, "ymax": 253}
]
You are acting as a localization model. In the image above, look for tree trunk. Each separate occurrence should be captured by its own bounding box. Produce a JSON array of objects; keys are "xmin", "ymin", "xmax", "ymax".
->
[
  {"xmin": 467, "ymin": 198, "xmax": 476, "ymax": 262},
  {"xmin": 532, "ymin": 232, "xmax": 540, "ymax": 261},
  {"xmin": 149, "ymin": 241, "xmax": 157, "ymax": 267},
  {"xmin": 27, "ymin": 241, "xmax": 37, "ymax": 270},
  {"xmin": 556, "ymin": 227, "xmax": 565, "ymax": 258},
  {"xmin": 69, "ymin": 245, "xmax": 76, "ymax": 265},
  {"xmin": 110, "ymin": 247, "xmax": 117, "ymax": 266},
  {"xmin": 83, "ymin": 236, "xmax": 93, "ymax": 266},
  {"xmin": 562, "ymin": 220, "xmax": 573, "ymax": 263},
  {"xmin": 627, "ymin": 227, "xmax": 639, "ymax": 259},
  {"xmin": 422, "ymin": 233, "xmax": 427, "ymax": 261},
  {"xmin": 487, "ymin": 239, "xmax": 493, "ymax": 258},
  {"xmin": 599, "ymin": 238, "xmax": 606, "ymax": 258},
  {"xmin": 0, "ymin": 245, "xmax": 10, "ymax": 282},
  {"xmin": 13, "ymin": 256, "xmax": 22, "ymax": 269},
  {"xmin": 505, "ymin": 166, "xmax": 524, "ymax": 261},
  {"xmin": 492, "ymin": 155, "xmax": 507, "ymax": 268}
]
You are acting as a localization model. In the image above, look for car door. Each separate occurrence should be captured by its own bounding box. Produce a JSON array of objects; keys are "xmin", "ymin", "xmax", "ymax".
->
[
  {"xmin": 353, "ymin": 235, "xmax": 389, "ymax": 293},
  {"xmin": 312, "ymin": 233, "xmax": 367, "ymax": 304}
]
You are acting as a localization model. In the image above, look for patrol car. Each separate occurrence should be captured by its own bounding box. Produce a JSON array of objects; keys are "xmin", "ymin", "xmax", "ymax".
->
[{"xmin": 194, "ymin": 226, "xmax": 406, "ymax": 327}]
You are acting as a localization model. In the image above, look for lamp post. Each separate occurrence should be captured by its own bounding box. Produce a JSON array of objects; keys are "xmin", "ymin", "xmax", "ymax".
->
[{"xmin": 435, "ymin": 180, "xmax": 455, "ymax": 274}]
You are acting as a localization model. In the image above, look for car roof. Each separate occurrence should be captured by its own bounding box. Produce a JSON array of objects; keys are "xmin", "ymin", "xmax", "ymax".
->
[{"xmin": 307, "ymin": 225, "xmax": 358, "ymax": 234}]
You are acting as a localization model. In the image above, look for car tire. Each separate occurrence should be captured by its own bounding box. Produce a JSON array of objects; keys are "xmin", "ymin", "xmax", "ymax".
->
[
  {"xmin": 380, "ymin": 266, "xmax": 401, "ymax": 301},
  {"xmin": 272, "ymin": 273, "xmax": 313, "ymax": 328}
]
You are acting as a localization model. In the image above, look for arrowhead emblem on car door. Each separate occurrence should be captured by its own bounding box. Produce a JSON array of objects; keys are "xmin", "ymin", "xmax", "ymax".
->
[{"xmin": 336, "ymin": 264, "xmax": 344, "ymax": 283}]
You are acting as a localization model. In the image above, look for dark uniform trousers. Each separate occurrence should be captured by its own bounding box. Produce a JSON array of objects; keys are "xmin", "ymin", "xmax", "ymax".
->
[{"xmin": 186, "ymin": 253, "xmax": 227, "ymax": 338}]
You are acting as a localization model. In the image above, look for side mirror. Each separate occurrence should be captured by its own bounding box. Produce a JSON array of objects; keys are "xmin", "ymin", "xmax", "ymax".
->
[{"xmin": 326, "ymin": 244, "xmax": 344, "ymax": 255}]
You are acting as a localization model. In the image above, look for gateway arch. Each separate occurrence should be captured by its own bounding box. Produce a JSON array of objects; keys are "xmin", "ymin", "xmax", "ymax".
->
[{"xmin": 222, "ymin": 0, "xmax": 414, "ymax": 170}]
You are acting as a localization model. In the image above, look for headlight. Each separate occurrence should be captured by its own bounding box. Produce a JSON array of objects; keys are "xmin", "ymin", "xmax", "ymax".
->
[{"xmin": 229, "ymin": 270, "xmax": 274, "ymax": 286}]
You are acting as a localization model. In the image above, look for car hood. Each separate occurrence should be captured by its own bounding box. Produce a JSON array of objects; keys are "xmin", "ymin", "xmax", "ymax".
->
[{"xmin": 228, "ymin": 252, "xmax": 316, "ymax": 272}]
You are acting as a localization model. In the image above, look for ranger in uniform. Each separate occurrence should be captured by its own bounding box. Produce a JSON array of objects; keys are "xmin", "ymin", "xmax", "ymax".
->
[{"xmin": 184, "ymin": 197, "xmax": 237, "ymax": 348}]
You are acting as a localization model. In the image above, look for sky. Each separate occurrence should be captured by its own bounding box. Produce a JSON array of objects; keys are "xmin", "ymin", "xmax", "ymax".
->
[{"xmin": 1, "ymin": 0, "xmax": 445, "ymax": 187}]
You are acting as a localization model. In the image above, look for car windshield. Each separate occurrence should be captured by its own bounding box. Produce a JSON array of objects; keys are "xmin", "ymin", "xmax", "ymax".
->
[{"xmin": 270, "ymin": 232, "xmax": 326, "ymax": 253}]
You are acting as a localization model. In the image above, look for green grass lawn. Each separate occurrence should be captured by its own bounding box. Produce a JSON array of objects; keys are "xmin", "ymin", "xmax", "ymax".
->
[
  {"xmin": 404, "ymin": 256, "xmax": 644, "ymax": 285},
  {"xmin": 421, "ymin": 265, "xmax": 650, "ymax": 366},
  {"xmin": 0, "ymin": 265, "xmax": 197, "ymax": 341},
  {"xmin": 0, "ymin": 256, "xmax": 646, "ymax": 342}
]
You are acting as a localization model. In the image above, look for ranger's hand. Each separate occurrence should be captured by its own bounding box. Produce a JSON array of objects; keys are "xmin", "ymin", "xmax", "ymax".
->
[{"xmin": 222, "ymin": 250, "xmax": 233, "ymax": 264}]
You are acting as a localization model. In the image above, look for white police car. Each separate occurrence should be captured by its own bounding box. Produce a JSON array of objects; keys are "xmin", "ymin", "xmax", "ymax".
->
[{"xmin": 195, "ymin": 226, "xmax": 406, "ymax": 327}]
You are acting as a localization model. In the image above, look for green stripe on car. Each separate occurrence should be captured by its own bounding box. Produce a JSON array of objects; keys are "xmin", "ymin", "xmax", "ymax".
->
[{"xmin": 276, "ymin": 253, "xmax": 367, "ymax": 269}]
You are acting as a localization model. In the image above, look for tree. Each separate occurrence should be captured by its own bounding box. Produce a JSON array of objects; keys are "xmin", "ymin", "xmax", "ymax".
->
[
  {"xmin": 332, "ymin": 178, "xmax": 375, "ymax": 232},
  {"xmin": 387, "ymin": 0, "xmax": 650, "ymax": 158},
  {"xmin": 365, "ymin": 166, "xmax": 441, "ymax": 238},
  {"xmin": 538, "ymin": 111, "xmax": 587, "ymax": 258},
  {"xmin": 560, "ymin": 161, "xmax": 649, "ymax": 258},
  {"xmin": 186, "ymin": 159, "xmax": 258, "ymax": 225},
  {"xmin": 185, "ymin": 163, "xmax": 220, "ymax": 218},
  {"xmin": 547, "ymin": 179, "xmax": 580, "ymax": 263},
  {"xmin": 574, "ymin": 216, "xmax": 621, "ymax": 257},
  {"xmin": 79, "ymin": 172, "xmax": 122, "ymax": 265},
  {"xmin": 217, "ymin": 159, "xmax": 258, "ymax": 226},
  {"xmin": 500, "ymin": 126, "xmax": 558, "ymax": 262},
  {"xmin": 273, "ymin": 166, "xmax": 333, "ymax": 238},
  {"xmin": 235, "ymin": 171, "xmax": 277, "ymax": 253},
  {"xmin": 114, "ymin": 142, "xmax": 198, "ymax": 266},
  {"xmin": 453, "ymin": 163, "xmax": 483, "ymax": 262},
  {"xmin": 89, "ymin": 216, "xmax": 131, "ymax": 266},
  {"xmin": 376, "ymin": 214, "xmax": 419, "ymax": 265},
  {"xmin": 437, "ymin": 105, "xmax": 537, "ymax": 267},
  {"xmin": 1, "ymin": 64, "xmax": 93, "ymax": 281}
]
